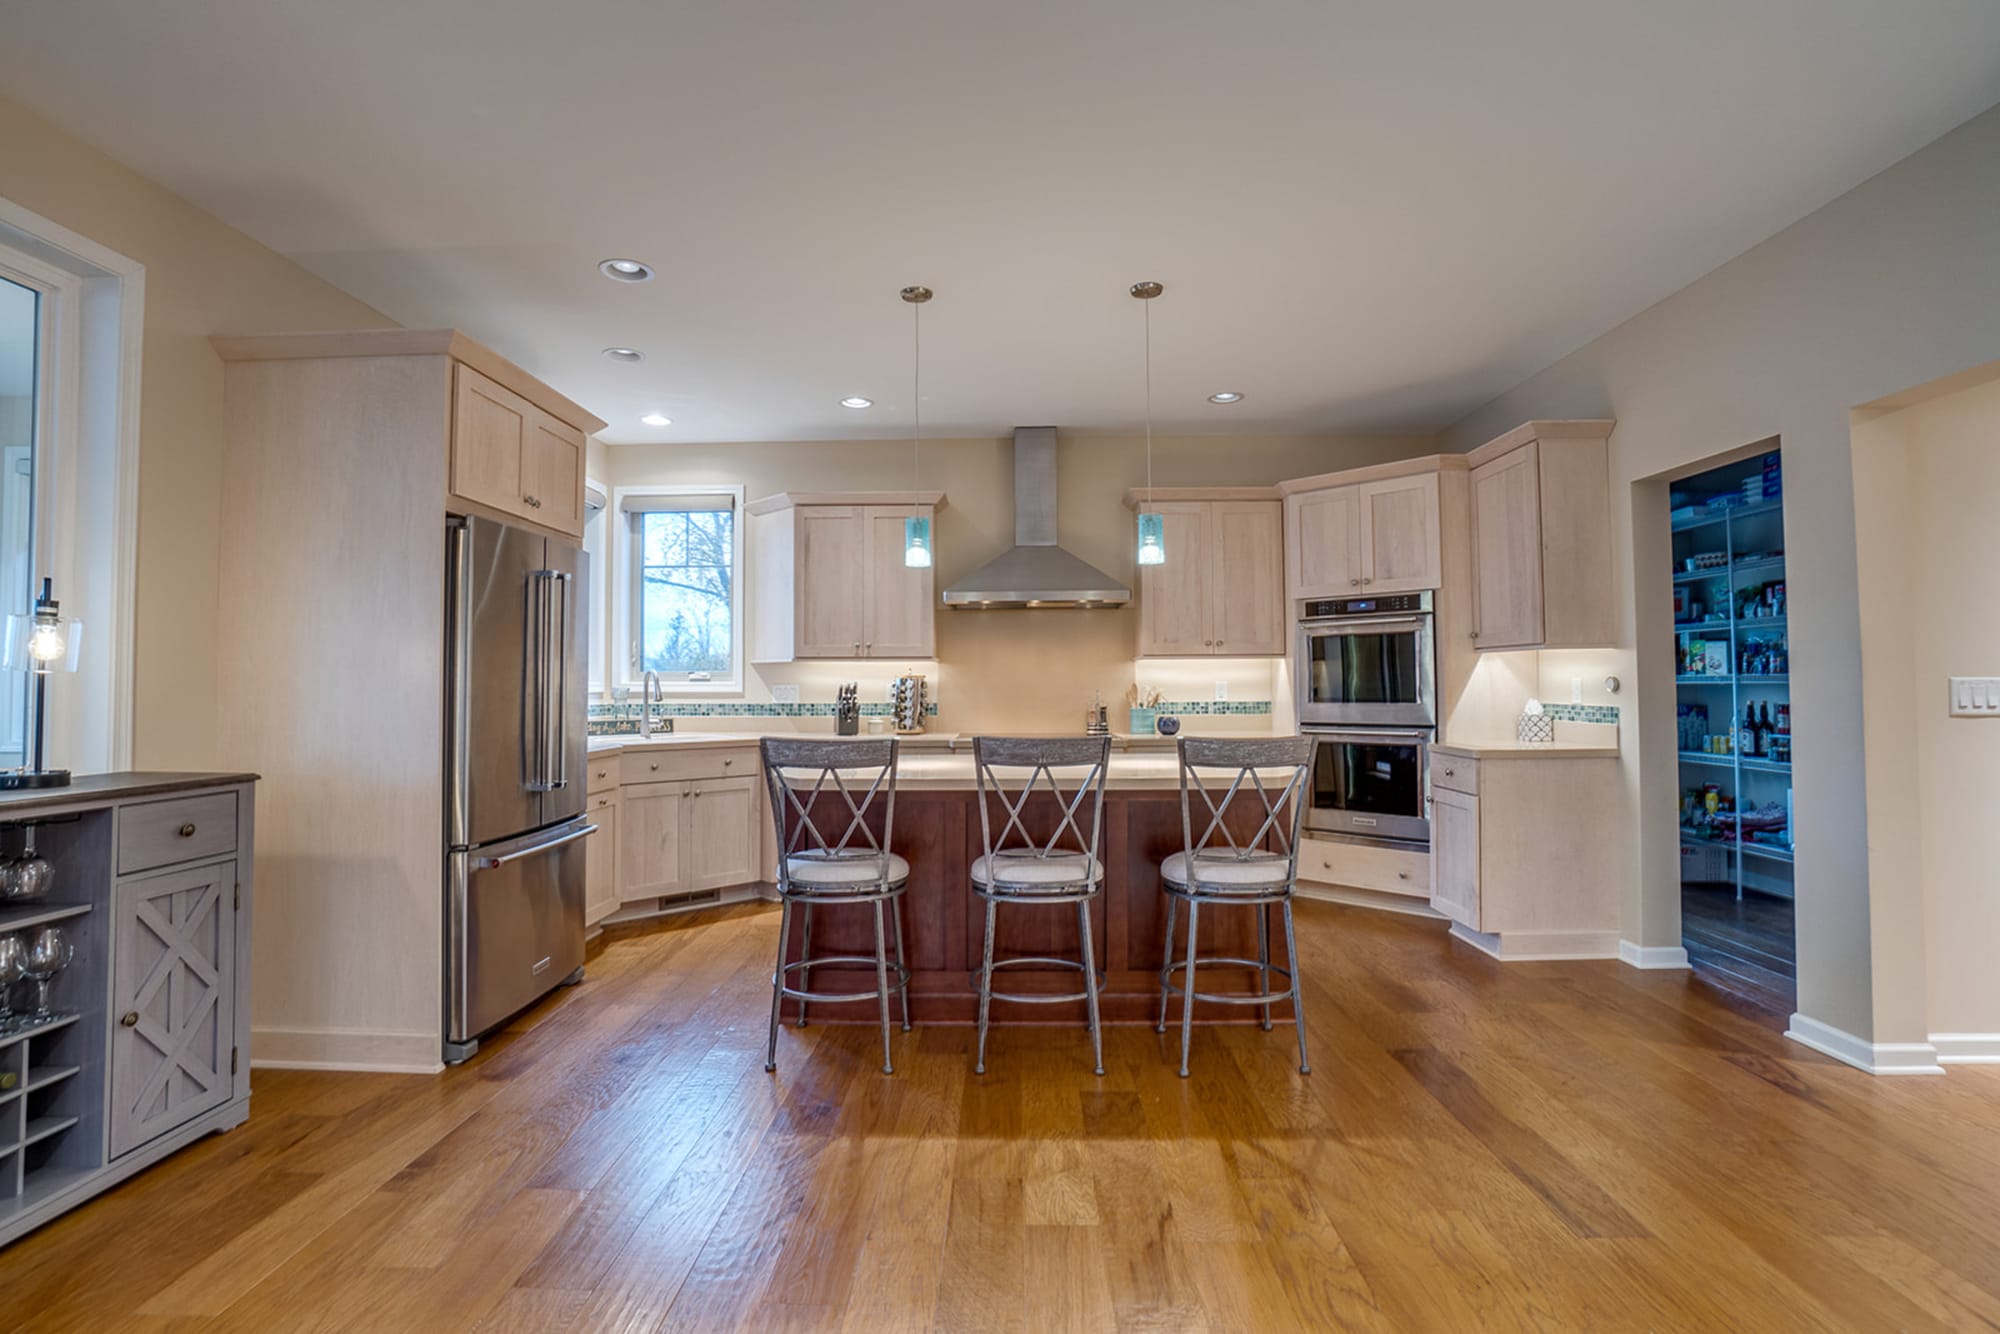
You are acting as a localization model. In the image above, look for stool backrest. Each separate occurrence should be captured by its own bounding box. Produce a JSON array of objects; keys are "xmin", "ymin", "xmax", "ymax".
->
[
  {"xmin": 1175, "ymin": 736, "xmax": 1314, "ymax": 882},
  {"xmin": 972, "ymin": 735, "xmax": 1112, "ymax": 870},
  {"xmin": 760, "ymin": 737, "xmax": 900, "ymax": 887}
]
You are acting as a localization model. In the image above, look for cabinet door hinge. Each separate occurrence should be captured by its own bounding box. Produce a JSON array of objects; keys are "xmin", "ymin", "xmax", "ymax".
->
[{"xmin": 231, "ymin": 1046, "xmax": 239, "ymax": 1075}]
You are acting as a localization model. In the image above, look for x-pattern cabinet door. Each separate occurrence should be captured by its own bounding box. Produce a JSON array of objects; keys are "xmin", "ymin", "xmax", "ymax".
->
[{"xmin": 110, "ymin": 860, "xmax": 237, "ymax": 1159}]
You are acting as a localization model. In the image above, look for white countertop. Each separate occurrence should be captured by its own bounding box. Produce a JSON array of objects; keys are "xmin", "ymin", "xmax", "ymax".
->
[{"xmin": 1431, "ymin": 739, "xmax": 1621, "ymax": 759}]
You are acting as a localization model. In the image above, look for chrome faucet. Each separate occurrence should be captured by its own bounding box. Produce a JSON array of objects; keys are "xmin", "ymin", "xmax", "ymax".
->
[{"xmin": 641, "ymin": 671, "xmax": 663, "ymax": 738}]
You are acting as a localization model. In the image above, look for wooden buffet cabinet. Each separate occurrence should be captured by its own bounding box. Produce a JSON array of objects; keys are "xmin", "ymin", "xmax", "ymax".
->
[{"xmin": 0, "ymin": 775, "xmax": 257, "ymax": 1248}]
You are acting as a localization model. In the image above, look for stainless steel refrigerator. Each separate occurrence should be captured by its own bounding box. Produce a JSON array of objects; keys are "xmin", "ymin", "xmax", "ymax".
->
[{"xmin": 443, "ymin": 514, "xmax": 590, "ymax": 1063}]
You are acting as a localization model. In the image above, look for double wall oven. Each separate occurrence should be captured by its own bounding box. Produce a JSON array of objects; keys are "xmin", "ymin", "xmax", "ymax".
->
[{"xmin": 1296, "ymin": 592, "xmax": 1435, "ymax": 845}]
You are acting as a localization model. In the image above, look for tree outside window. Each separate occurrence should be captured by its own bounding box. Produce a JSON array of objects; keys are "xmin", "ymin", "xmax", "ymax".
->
[{"xmin": 638, "ymin": 508, "xmax": 733, "ymax": 675}]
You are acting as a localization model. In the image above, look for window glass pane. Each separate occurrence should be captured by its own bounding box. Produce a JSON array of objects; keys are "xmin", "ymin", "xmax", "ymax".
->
[
  {"xmin": 638, "ymin": 507, "xmax": 733, "ymax": 675},
  {"xmin": 0, "ymin": 277, "xmax": 37, "ymax": 766}
]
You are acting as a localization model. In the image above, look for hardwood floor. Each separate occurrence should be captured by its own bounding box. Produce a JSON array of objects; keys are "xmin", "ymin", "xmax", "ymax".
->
[
  {"xmin": 6, "ymin": 898, "xmax": 1999, "ymax": 1331},
  {"xmin": 1681, "ymin": 882, "xmax": 1797, "ymax": 1015}
]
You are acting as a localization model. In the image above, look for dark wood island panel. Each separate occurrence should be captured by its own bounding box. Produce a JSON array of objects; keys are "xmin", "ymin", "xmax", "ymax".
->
[{"xmin": 769, "ymin": 788, "xmax": 1293, "ymax": 1025}]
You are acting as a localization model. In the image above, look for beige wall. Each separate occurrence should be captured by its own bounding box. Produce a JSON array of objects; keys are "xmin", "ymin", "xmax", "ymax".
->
[
  {"xmin": 1443, "ymin": 100, "xmax": 2000, "ymax": 1051},
  {"xmin": 0, "ymin": 91, "xmax": 391, "ymax": 768},
  {"xmin": 1853, "ymin": 369, "xmax": 2000, "ymax": 1049},
  {"xmin": 604, "ymin": 431, "xmax": 1434, "ymax": 732}
]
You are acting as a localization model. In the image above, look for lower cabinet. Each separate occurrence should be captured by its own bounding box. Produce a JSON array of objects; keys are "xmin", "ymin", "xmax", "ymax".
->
[
  {"xmin": 584, "ymin": 792, "xmax": 621, "ymax": 927},
  {"xmin": 1428, "ymin": 789, "xmax": 1481, "ymax": 928},
  {"xmin": 615, "ymin": 760, "xmax": 762, "ymax": 907},
  {"xmin": 110, "ymin": 858, "xmax": 239, "ymax": 1160}
]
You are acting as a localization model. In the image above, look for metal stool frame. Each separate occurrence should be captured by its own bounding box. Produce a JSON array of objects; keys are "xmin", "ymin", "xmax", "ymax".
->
[
  {"xmin": 969, "ymin": 735, "xmax": 1113, "ymax": 1076},
  {"xmin": 1155, "ymin": 735, "xmax": 1315, "ymax": 1077},
  {"xmin": 760, "ymin": 737, "xmax": 911, "ymax": 1075}
]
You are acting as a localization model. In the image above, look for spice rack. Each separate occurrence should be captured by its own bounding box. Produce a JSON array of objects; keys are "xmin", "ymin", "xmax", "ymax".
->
[{"xmin": 1670, "ymin": 454, "xmax": 1795, "ymax": 900}]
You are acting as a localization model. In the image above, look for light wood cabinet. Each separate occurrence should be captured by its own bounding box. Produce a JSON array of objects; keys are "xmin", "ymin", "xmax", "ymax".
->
[
  {"xmin": 451, "ymin": 363, "xmax": 587, "ymax": 539},
  {"xmin": 614, "ymin": 751, "xmax": 763, "ymax": 907},
  {"xmin": 1286, "ymin": 471, "xmax": 1441, "ymax": 600},
  {"xmin": 1286, "ymin": 486, "xmax": 1362, "ymax": 598},
  {"xmin": 1465, "ymin": 422, "xmax": 1615, "ymax": 651},
  {"xmin": 1426, "ymin": 748, "xmax": 1621, "ymax": 958},
  {"xmin": 620, "ymin": 784, "xmax": 689, "ymax": 903},
  {"xmin": 1356, "ymin": 473, "xmax": 1442, "ymax": 593},
  {"xmin": 748, "ymin": 493, "xmax": 942, "ymax": 662},
  {"xmin": 584, "ymin": 792, "xmax": 620, "ymax": 927},
  {"xmin": 1136, "ymin": 498, "xmax": 1284, "ymax": 657},
  {"xmin": 686, "ymin": 775, "xmax": 759, "ymax": 890}
]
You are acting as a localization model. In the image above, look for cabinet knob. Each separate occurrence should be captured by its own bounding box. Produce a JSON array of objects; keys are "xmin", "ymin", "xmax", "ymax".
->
[
  {"xmin": 1349, "ymin": 579, "xmax": 1360, "ymax": 587},
  {"xmin": 120, "ymin": 1012, "xmax": 140, "ymax": 1028},
  {"xmin": 853, "ymin": 642, "xmax": 861, "ymax": 654},
  {"xmin": 1398, "ymin": 871, "xmax": 1410, "ymax": 880},
  {"xmin": 649, "ymin": 762, "xmax": 660, "ymax": 771},
  {"xmin": 178, "ymin": 822, "xmax": 197, "ymax": 838},
  {"xmin": 1469, "ymin": 631, "xmax": 1480, "ymax": 640},
  {"xmin": 1442, "ymin": 768, "xmax": 1454, "ymax": 777},
  {"xmin": 722, "ymin": 757, "xmax": 734, "ymax": 766},
  {"xmin": 1362, "ymin": 578, "xmax": 1372, "ymax": 586}
]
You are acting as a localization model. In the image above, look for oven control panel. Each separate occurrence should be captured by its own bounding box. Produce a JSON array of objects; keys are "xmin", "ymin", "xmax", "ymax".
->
[{"xmin": 1302, "ymin": 590, "xmax": 1431, "ymax": 618}]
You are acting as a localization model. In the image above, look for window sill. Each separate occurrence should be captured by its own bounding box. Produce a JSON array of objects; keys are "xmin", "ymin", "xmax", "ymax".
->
[{"xmin": 614, "ymin": 681, "xmax": 745, "ymax": 699}]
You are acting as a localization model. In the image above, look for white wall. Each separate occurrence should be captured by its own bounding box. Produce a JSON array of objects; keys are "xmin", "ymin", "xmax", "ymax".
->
[{"xmin": 1444, "ymin": 100, "xmax": 2000, "ymax": 1054}]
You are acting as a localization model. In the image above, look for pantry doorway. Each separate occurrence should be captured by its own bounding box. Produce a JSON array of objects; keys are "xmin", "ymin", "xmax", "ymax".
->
[{"xmin": 1667, "ymin": 447, "xmax": 1796, "ymax": 1014}]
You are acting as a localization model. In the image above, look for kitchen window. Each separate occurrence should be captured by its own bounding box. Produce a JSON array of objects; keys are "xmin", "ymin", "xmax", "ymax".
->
[{"xmin": 614, "ymin": 486, "xmax": 744, "ymax": 691}]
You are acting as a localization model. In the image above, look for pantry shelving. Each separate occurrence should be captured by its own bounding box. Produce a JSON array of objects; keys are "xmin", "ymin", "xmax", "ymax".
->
[{"xmin": 1671, "ymin": 452, "xmax": 1795, "ymax": 901}]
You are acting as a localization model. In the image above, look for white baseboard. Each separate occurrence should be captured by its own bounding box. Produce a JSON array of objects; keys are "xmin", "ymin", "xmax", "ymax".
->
[
  {"xmin": 252, "ymin": 1025, "xmax": 444, "ymax": 1074},
  {"xmin": 1930, "ymin": 1032, "xmax": 2000, "ymax": 1065},
  {"xmin": 1784, "ymin": 1013, "xmax": 1944, "ymax": 1076},
  {"xmin": 1295, "ymin": 883, "xmax": 1445, "ymax": 920},
  {"xmin": 1448, "ymin": 922, "xmax": 1621, "ymax": 961},
  {"xmin": 1618, "ymin": 939, "xmax": 1691, "ymax": 969}
]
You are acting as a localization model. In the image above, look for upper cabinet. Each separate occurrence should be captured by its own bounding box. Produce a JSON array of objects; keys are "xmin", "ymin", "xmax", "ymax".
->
[
  {"xmin": 213, "ymin": 329, "xmax": 605, "ymax": 544},
  {"xmin": 1466, "ymin": 421, "xmax": 1615, "ymax": 650},
  {"xmin": 451, "ymin": 363, "xmax": 587, "ymax": 537},
  {"xmin": 748, "ymin": 492, "xmax": 944, "ymax": 662},
  {"xmin": 1129, "ymin": 493, "xmax": 1285, "ymax": 657},
  {"xmin": 1285, "ymin": 466, "xmax": 1442, "ymax": 600}
]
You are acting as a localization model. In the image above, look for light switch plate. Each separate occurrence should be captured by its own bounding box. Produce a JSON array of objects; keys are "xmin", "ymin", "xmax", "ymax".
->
[
  {"xmin": 1570, "ymin": 677, "xmax": 1584, "ymax": 704},
  {"xmin": 1948, "ymin": 677, "xmax": 2000, "ymax": 717},
  {"xmin": 1214, "ymin": 680, "xmax": 1229, "ymax": 702},
  {"xmin": 770, "ymin": 684, "xmax": 800, "ymax": 705}
]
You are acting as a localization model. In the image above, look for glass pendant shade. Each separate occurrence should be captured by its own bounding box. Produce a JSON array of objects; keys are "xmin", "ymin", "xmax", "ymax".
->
[
  {"xmin": 1135, "ymin": 511, "xmax": 1166, "ymax": 566},
  {"xmin": 904, "ymin": 514, "xmax": 933, "ymax": 568}
]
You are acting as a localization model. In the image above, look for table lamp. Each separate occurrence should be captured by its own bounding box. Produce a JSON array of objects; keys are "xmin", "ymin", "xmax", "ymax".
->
[{"xmin": 1, "ymin": 579, "xmax": 81, "ymax": 789}]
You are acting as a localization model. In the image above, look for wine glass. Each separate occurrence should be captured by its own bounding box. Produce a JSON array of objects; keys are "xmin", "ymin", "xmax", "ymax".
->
[
  {"xmin": 0, "ymin": 934, "xmax": 25, "ymax": 1031},
  {"xmin": 23, "ymin": 926, "xmax": 72, "ymax": 1021},
  {"xmin": 4, "ymin": 828, "xmax": 52, "ymax": 903}
]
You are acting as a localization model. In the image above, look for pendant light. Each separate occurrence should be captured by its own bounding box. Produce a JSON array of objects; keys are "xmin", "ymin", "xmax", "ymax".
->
[
  {"xmin": 1131, "ymin": 281, "xmax": 1166, "ymax": 566},
  {"xmin": 902, "ymin": 284, "xmax": 934, "ymax": 568}
]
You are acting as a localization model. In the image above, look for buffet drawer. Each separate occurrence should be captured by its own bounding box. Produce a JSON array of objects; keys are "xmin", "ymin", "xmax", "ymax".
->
[
  {"xmin": 587, "ymin": 756, "xmax": 620, "ymax": 794},
  {"xmin": 118, "ymin": 791, "xmax": 239, "ymax": 874},
  {"xmin": 1431, "ymin": 754, "xmax": 1479, "ymax": 796},
  {"xmin": 621, "ymin": 747, "xmax": 755, "ymax": 786},
  {"xmin": 1299, "ymin": 834, "xmax": 1429, "ymax": 898}
]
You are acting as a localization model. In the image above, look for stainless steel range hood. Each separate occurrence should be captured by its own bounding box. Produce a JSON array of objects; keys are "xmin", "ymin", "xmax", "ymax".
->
[{"xmin": 942, "ymin": 427, "xmax": 1131, "ymax": 608}]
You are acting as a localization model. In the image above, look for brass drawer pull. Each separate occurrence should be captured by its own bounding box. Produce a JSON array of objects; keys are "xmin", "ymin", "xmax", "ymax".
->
[
  {"xmin": 178, "ymin": 822, "xmax": 198, "ymax": 838},
  {"xmin": 120, "ymin": 1012, "xmax": 140, "ymax": 1027}
]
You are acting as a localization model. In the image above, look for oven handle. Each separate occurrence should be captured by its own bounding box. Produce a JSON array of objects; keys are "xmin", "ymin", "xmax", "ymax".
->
[
  {"xmin": 1302, "ymin": 727, "xmax": 1434, "ymax": 745},
  {"xmin": 1298, "ymin": 615, "xmax": 1433, "ymax": 634}
]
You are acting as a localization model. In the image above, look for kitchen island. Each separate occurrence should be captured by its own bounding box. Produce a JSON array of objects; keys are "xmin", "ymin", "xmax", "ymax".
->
[{"xmin": 632, "ymin": 734, "xmax": 1300, "ymax": 1026}]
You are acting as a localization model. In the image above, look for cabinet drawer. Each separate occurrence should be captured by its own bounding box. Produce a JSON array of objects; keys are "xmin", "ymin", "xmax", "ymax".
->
[
  {"xmin": 1300, "ymin": 835, "xmax": 1428, "ymax": 898},
  {"xmin": 621, "ymin": 747, "xmax": 755, "ymax": 786},
  {"xmin": 587, "ymin": 756, "xmax": 621, "ymax": 794},
  {"xmin": 118, "ymin": 791, "xmax": 238, "ymax": 874},
  {"xmin": 1431, "ymin": 755, "xmax": 1479, "ymax": 796},
  {"xmin": 588, "ymin": 789, "xmax": 622, "ymax": 816}
]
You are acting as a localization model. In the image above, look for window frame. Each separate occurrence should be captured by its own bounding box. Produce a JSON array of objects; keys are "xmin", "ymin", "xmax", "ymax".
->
[{"xmin": 611, "ymin": 483, "xmax": 746, "ymax": 695}]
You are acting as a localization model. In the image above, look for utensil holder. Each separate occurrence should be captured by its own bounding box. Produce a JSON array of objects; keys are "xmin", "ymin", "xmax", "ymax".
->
[{"xmin": 1128, "ymin": 707, "xmax": 1158, "ymax": 737}]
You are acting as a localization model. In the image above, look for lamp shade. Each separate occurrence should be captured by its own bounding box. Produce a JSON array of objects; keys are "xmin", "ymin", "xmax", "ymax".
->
[
  {"xmin": 4, "ymin": 609, "xmax": 80, "ymax": 675},
  {"xmin": 1136, "ymin": 511, "xmax": 1166, "ymax": 566},
  {"xmin": 904, "ymin": 514, "xmax": 933, "ymax": 568}
]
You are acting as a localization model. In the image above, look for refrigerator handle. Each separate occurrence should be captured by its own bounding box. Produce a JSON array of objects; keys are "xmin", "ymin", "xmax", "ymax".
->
[
  {"xmin": 548, "ymin": 570, "xmax": 572, "ymax": 791},
  {"xmin": 525, "ymin": 571, "xmax": 555, "ymax": 793}
]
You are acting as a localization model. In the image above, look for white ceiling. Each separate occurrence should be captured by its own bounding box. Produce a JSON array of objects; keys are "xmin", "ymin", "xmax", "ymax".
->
[{"xmin": 5, "ymin": 1, "xmax": 1999, "ymax": 443}]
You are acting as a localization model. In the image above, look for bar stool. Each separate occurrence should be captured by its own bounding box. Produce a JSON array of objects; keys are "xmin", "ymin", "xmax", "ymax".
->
[
  {"xmin": 1155, "ymin": 736, "xmax": 1315, "ymax": 1078},
  {"xmin": 969, "ymin": 735, "xmax": 1113, "ymax": 1076},
  {"xmin": 760, "ymin": 737, "xmax": 911, "ymax": 1075}
]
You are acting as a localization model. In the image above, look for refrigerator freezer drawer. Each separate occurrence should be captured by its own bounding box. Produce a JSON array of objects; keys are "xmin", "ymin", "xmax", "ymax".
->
[{"xmin": 447, "ymin": 819, "xmax": 592, "ymax": 1045}]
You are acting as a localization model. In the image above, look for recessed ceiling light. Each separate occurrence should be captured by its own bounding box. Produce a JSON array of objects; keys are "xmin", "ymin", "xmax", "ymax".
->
[
  {"xmin": 640, "ymin": 413, "xmax": 671, "ymax": 427},
  {"xmin": 602, "ymin": 347, "xmax": 645, "ymax": 363},
  {"xmin": 599, "ymin": 258, "xmax": 654, "ymax": 282},
  {"xmin": 840, "ymin": 396, "xmax": 873, "ymax": 409},
  {"xmin": 1208, "ymin": 391, "xmax": 1244, "ymax": 405}
]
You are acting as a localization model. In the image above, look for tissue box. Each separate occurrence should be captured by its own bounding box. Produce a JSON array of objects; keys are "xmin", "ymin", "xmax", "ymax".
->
[{"xmin": 1516, "ymin": 712, "xmax": 1556, "ymax": 745}]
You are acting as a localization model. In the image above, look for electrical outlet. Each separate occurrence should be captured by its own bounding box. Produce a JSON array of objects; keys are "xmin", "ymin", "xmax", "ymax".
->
[
  {"xmin": 1214, "ymin": 681, "xmax": 1229, "ymax": 702},
  {"xmin": 1570, "ymin": 677, "xmax": 1584, "ymax": 705},
  {"xmin": 770, "ymin": 684, "xmax": 800, "ymax": 705},
  {"xmin": 1949, "ymin": 677, "xmax": 2000, "ymax": 717}
]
